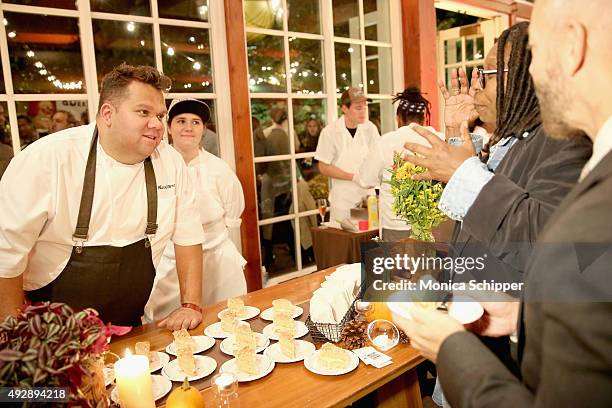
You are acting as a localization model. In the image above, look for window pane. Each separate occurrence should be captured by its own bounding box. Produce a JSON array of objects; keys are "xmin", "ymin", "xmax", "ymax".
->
[
  {"xmin": 292, "ymin": 99, "xmax": 325, "ymax": 153},
  {"xmin": 365, "ymin": 46, "xmax": 392, "ymax": 94},
  {"xmin": 289, "ymin": 38, "xmax": 323, "ymax": 94},
  {"xmin": 90, "ymin": 0, "xmax": 151, "ymax": 16},
  {"xmin": 287, "ymin": 0, "xmax": 320, "ymax": 34},
  {"xmin": 247, "ymin": 35, "xmax": 286, "ymax": 93},
  {"xmin": 5, "ymin": 13, "xmax": 84, "ymax": 94},
  {"xmin": 475, "ymin": 37, "xmax": 485, "ymax": 60},
  {"xmin": 251, "ymin": 98, "xmax": 289, "ymax": 157},
  {"xmin": 93, "ymin": 20, "xmax": 155, "ymax": 84},
  {"xmin": 160, "ymin": 26, "xmax": 213, "ymax": 93},
  {"xmin": 244, "ymin": 0, "xmax": 283, "ymax": 31},
  {"xmin": 2, "ymin": 0, "xmax": 76, "ymax": 9},
  {"xmin": 0, "ymin": 50, "xmax": 5, "ymax": 93},
  {"xmin": 466, "ymin": 38, "xmax": 475, "ymax": 61},
  {"xmin": 16, "ymin": 100, "xmax": 87, "ymax": 142},
  {"xmin": 333, "ymin": 0, "xmax": 360, "ymax": 39},
  {"xmin": 0, "ymin": 102, "xmax": 13, "ymax": 180},
  {"xmin": 260, "ymin": 223, "xmax": 296, "ymax": 276},
  {"xmin": 368, "ymin": 99, "xmax": 394, "ymax": 135},
  {"xmin": 158, "ymin": 0, "xmax": 209, "ymax": 22},
  {"xmin": 363, "ymin": 0, "xmax": 390, "ymax": 42},
  {"xmin": 444, "ymin": 38, "xmax": 462, "ymax": 64},
  {"xmin": 257, "ymin": 158, "xmax": 293, "ymax": 219},
  {"xmin": 335, "ymin": 42, "xmax": 362, "ymax": 93}
]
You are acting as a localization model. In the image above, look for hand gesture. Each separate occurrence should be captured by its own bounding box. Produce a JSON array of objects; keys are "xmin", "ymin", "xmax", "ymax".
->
[
  {"xmin": 158, "ymin": 306, "xmax": 202, "ymax": 331},
  {"xmin": 439, "ymin": 68, "xmax": 479, "ymax": 135}
]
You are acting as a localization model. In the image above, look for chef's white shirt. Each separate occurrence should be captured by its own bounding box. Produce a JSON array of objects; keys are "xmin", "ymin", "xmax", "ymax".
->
[
  {"xmin": 0, "ymin": 123, "xmax": 204, "ymax": 290},
  {"xmin": 358, "ymin": 125, "xmax": 444, "ymax": 230},
  {"xmin": 314, "ymin": 115, "xmax": 379, "ymax": 167}
]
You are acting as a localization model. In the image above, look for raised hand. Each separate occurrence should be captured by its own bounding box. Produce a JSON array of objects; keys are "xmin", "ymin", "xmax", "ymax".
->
[{"xmin": 439, "ymin": 68, "xmax": 480, "ymax": 136}]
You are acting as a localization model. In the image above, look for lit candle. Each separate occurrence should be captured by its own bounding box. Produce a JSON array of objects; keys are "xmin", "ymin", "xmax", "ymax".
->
[{"xmin": 114, "ymin": 350, "xmax": 155, "ymax": 408}]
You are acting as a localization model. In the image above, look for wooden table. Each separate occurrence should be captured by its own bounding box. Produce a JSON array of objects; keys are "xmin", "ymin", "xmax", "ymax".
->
[
  {"xmin": 311, "ymin": 227, "xmax": 379, "ymax": 270},
  {"xmin": 111, "ymin": 267, "xmax": 424, "ymax": 408}
]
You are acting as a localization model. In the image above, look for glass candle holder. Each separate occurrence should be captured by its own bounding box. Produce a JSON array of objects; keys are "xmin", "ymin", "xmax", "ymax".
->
[
  {"xmin": 367, "ymin": 319, "xmax": 399, "ymax": 351},
  {"xmin": 212, "ymin": 372, "xmax": 239, "ymax": 408}
]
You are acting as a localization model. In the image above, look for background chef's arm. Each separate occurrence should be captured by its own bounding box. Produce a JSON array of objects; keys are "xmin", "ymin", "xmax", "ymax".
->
[
  {"xmin": 174, "ymin": 244, "xmax": 203, "ymax": 306},
  {"xmin": 218, "ymin": 163, "xmax": 245, "ymax": 228},
  {"xmin": 0, "ymin": 276, "xmax": 24, "ymax": 321},
  {"xmin": 318, "ymin": 161, "xmax": 354, "ymax": 181}
]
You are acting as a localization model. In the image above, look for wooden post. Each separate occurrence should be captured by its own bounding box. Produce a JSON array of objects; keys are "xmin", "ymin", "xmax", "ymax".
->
[
  {"xmin": 224, "ymin": 0, "xmax": 262, "ymax": 291},
  {"xmin": 401, "ymin": 0, "xmax": 441, "ymax": 129}
]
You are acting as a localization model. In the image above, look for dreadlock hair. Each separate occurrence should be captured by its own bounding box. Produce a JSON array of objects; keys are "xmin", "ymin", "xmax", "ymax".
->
[
  {"xmin": 483, "ymin": 22, "xmax": 541, "ymax": 156},
  {"xmin": 393, "ymin": 87, "xmax": 432, "ymax": 126}
]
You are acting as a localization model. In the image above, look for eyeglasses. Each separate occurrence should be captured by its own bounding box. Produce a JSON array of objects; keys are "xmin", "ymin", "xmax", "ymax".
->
[{"xmin": 477, "ymin": 68, "xmax": 509, "ymax": 88}]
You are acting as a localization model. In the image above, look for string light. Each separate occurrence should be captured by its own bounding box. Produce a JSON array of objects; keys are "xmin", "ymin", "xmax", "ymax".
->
[{"xmin": 126, "ymin": 22, "xmax": 135, "ymax": 32}]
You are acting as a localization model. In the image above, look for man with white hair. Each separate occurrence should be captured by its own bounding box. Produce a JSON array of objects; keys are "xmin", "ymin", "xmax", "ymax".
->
[{"xmin": 394, "ymin": 0, "xmax": 612, "ymax": 406}]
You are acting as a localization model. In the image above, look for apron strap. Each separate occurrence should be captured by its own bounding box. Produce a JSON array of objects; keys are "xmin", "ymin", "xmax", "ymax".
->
[{"xmin": 72, "ymin": 127, "xmax": 158, "ymax": 249}]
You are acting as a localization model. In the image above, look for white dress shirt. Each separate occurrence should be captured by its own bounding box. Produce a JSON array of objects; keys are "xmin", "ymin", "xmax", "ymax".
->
[
  {"xmin": 0, "ymin": 123, "xmax": 204, "ymax": 290},
  {"xmin": 580, "ymin": 116, "xmax": 612, "ymax": 179}
]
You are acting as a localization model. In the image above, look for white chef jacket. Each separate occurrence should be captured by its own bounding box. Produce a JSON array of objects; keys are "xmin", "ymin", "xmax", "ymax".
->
[
  {"xmin": 144, "ymin": 149, "xmax": 247, "ymax": 320},
  {"xmin": 358, "ymin": 125, "xmax": 444, "ymax": 231},
  {"xmin": 0, "ymin": 123, "xmax": 204, "ymax": 290},
  {"xmin": 314, "ymin": 115, "xmax": 379, "ymax": 221}
]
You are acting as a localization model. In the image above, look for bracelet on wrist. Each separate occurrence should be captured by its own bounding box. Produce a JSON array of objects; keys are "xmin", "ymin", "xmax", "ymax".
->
[{"xmin": 181, "ymin": 302, "xmax": 202, "ymax": 313}]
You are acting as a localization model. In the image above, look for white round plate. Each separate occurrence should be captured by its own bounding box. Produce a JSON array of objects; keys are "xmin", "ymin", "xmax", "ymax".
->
[
  {"xmin": 262, "ymin": 321, "xmax": 309, "ymax": 340},
  {"xmin": 220, "ymin": 354, "xmax": 274, "ymax": 382},
  {"xmin": 149, "ymin": 351, "xmax": 170, "ymax": 372},
  {"xmin": 161, "ymin": 355, "xmax": 217, "ymax": 382},
  {"xmin": 165, "ymin": 335, "xmax": 216, "ymax": 356},
  {"xmin": 110, "ymin": 374, "xmax": 171, "ymax": 404},
  {"xmin": 217, "ymin": 306, "xmax": 260, "ymax": 321},
  {"xmin": 204, "ymin": 322, "xmax": 233, "ymax": 339},
  {"xmin": 263, "ymin": 340, "xmax": 316, "ymax": 363},
  {"xmin": 103, "ymin": 366, "xmax": 114, "ymax": 387},
  {"xmin": 388, "ymin": 297, "xmax": 484, "ymax": 325},
  {"xmin": 220, "ymin": 333, "xmax": 270, "ymax": 356},
  {"xmin": 304, "ymin": 349, "xmax": 360, "ymax": 376},
  {"xmin": 260, "ymin": 305, "xmax": 304, "ymax": 321}
]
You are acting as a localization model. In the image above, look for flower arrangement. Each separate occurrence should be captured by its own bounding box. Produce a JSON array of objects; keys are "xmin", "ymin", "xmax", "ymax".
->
[
  {"xmin": 387, "ymin": 152, "xmax": 446, "ymax": 242},
  {"xmin": 308, "ymin": 173, "xmax": 330, "ymax": 201},
  {"xmin": 0, "ymin": 302, "xmax": 130, "ymax": 407}
]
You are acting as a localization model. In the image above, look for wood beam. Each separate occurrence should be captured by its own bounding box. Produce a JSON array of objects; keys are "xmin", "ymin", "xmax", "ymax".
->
[
  {"xmin": 401, "ymin": 0, "xmax": 441, "ymax": 129},
  {"xmin": 224, "ymin": 0, "xmax": 262, "ymax": 292}
]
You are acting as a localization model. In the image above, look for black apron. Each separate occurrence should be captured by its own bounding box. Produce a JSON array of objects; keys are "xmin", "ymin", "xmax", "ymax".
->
[{"xmin": 27, "ymin": 128, "xmax": 158, "ymax": 326}]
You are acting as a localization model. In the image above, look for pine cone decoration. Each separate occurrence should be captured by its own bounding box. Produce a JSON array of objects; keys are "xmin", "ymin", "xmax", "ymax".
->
[
  {"xmin": 341, "ymin": 319, "xmax": 368, "ymax": 350},
  {"xmin": 399, "ymin": 329, "xmax": 410, "ymax": 344}
]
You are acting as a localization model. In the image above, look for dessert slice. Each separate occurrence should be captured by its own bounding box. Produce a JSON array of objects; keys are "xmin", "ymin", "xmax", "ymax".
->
[
  {"xmin": 278, "ymin": 331, "xmax": 297, "ymax": 359},
  {"xmin": 220, "ymin": 310, "xmax": 238, "ymax": 333},
  {"xmin": 228, "ymin": 298, "xmax": 246, "ymax": 317},
  {"xmin": 175, "ymin": 341, "xmax": 197, "ymax": 376},
  {"xmin": 273, "ymin": 314, "xmax": 296, "ymax": 337},
  {"xmin": 134, "ymin": 341, "xmax": 159, "ymax": 366},
  {"xmin": 234, "ymin": 322, "xmax": 256, "ymax": 353},
  {"xmin": 172, "ymin": 329, "xmax": 196, "ymax": 348},
  {"xmin": 318, "ymin": 343, "xmax": 349, "ymax": 370},
  {"xmin": 272, "ymin": 298, "xmax": 294, "ymax": 319},
  {"xmin": 234, "ymin": 347, "xmax": 258, "ymax": 375}
]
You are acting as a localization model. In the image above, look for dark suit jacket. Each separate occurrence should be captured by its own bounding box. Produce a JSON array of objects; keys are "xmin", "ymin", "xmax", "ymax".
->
[
  {"xmin": 437, "ymin": 150, "xmax": 612, "ymax": 408},
  {"xmin": 451, "ymin": 125, "xmax": 593, "ymax": 287}
]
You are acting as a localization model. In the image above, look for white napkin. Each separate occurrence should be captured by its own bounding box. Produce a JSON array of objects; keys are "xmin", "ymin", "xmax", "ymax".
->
[{"xmin": 309, "ymin": 291, "xmax": 336, "ymax": 324}]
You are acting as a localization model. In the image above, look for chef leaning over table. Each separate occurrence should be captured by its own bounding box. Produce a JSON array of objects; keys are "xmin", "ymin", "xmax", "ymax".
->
[
  {"xmin": 144, "ymin": 98, "xmax": 247, "ymax": 323},
  {"xmin": 0, "ymin": 64, "xmax": 205, "ymax": 330},
  {"xmin": 314, "ymin": 87, "xmax": 380, "ymax": 222}
]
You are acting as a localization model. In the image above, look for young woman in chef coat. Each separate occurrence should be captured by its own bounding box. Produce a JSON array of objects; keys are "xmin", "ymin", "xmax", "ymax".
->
[{"xmin": 144, "ymin": 99, "xmax": 246, "ymax": 321}]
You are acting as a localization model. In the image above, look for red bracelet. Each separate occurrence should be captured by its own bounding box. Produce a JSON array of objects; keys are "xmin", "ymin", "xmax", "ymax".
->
[{"xmin": 182, "ymin": 303, "xmax": 202, "ymax": 313}]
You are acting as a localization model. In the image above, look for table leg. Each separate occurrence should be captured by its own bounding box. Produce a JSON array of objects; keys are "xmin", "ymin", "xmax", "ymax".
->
[{"xmin": 375, "ymin": 368, "xmax": 423, "ymax": 408}]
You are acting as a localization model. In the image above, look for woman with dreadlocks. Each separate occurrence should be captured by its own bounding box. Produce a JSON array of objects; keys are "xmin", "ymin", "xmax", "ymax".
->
[
  {"xmin": 355, "ymin": 87, "xmax": 444, "ymax": 241},
  {"xmin": 400, "ymin": 22, "xmax": 592, "ymax": 407}
]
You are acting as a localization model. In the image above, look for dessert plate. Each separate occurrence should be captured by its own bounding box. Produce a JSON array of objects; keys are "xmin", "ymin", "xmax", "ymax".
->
[
  {"xmin": 161, "ymin": 355, "xmax": 217, "ymax": 382},
  {"xmin": 220, "ymin": 333, "xmax": 270, "ymax": 356},
  {"xmin": 262, "ymin": 321, "xmax": 309, "ymax": 340},
  {"xmin": 149, "ymin": 351, "xmax": 171, "ymax": 372},
  {"xmin": 303, "ymin": 349, "xmax": 360, "ymax": 376},
  {"xmin": 110, "ymin": 375, "xmax": 171, "ymax": 403},
  {"xmin": 220, "ymin": 354, "xmax": 275, "ymax": 382},
  {"xmin": 204, "ymin": 322, "xmax": 233, "ymax": 339},
  {"xmin": 263, "ymin": 340, "xmax": 315, "ymax": 363},
  {"xmin": 217, "ymin": 306, "xmax": 260, "ymax": 321},
  {"xmin": 260, "ymin": 305, "xmax": 303, "ymax": 321},
  {"xmin": 165, "ymin": 335, "xmax": 215, "ymax": 356}
]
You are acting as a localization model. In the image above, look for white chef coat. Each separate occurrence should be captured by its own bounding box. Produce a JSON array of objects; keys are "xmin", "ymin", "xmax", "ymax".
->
[
  {"xmin": 144, "ymin": 149, "xmax": 247, "ymax": 321},
  {"xmin": 314, "ymin": 115, "xmax": 379, "ymax": 221},
  {"xmin": 358, "ymin": 125, "xmax": 444, "ymax": 232},
  {"xmin": 0, "ymin": 123, "xmax": 204, "ymax": 290}
]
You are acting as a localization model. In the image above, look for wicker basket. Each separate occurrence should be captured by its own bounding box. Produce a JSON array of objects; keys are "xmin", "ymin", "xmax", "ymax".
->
[{"xmin": 306, "ymin": 298, "xmax": 359, "ymax": 343}]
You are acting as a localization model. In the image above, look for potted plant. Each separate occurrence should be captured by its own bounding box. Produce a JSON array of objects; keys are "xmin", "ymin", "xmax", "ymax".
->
[{"xmin": 0, "ymin": 302, "xmax": 130, "ymax": 407}]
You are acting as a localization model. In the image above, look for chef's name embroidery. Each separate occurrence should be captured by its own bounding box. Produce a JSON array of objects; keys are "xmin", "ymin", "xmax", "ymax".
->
[{"xmin": 157, "ymin": 184, "xmax": 175, "ymax": 190}]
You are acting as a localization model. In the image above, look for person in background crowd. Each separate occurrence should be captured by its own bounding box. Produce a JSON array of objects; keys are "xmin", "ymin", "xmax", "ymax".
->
[
  {"xmin": 356, "ymin": 87, "xmax": 439, "ymax": 241},
  {"xmin": 145, "ymin": 98, "xmax": 246, "ymax": 321},
  {"xmin": 315, "ymin": 87, "xmax": 380, "ymax": 221},
  {"xmin": 298, "ymin": 118, "xmax": 322, "ymax": 152},
  {"xmin": 0, "ymin": 64, "xmax": 205, "ymax": 330},
  {"xmin": 49, "ymin": 110, "xmax": 78, "ymax": 134},
  {"xmin": 397, "ymin": 0, "xmax": 612, "ymax": 406},
  {"xmin": 17, "ymin": 115, "xmax": 38, "ymax": 147}
]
